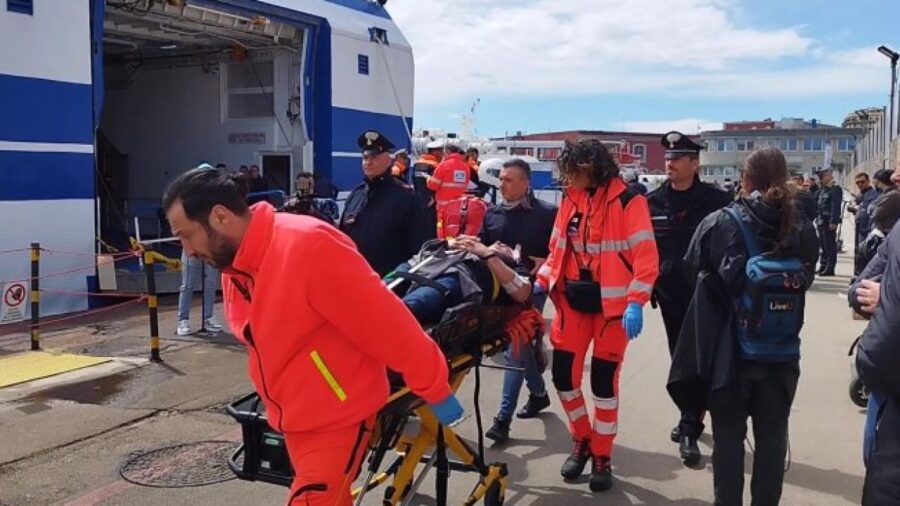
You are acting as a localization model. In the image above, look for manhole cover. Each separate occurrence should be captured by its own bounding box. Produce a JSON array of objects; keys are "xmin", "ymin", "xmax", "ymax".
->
[{"xmin": 120, "ymin": 440, "xmax": 239, "ymax": 488}]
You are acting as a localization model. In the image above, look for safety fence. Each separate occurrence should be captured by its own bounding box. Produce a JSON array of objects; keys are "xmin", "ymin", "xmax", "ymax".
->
[{"xmin": 0, "ymin": 243, "xmax": 186, "ymax": 362}]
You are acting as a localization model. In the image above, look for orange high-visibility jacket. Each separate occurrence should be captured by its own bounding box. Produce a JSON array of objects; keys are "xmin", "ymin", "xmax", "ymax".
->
[
  {"xmin": 391, "ymin": 159, "xmax": 408, "ymax": 178},
  {"xmin": 536, "ymin": 178, "xmax": 659, "ymax": 316},
  {"xmin": 414, "ymin": 154, "xmax": 440, "ymax": 173},
  {"xmin": 222, "ymin": 203, "xmax": 452, "ymax": 433},
  {"xmin": 427, "ymin": 153, "xmax": 470, "ymax": 206}
]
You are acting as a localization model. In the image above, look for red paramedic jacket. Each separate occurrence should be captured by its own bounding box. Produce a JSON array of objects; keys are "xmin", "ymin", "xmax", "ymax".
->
[{"xmin": 222, "ymin": 203, "xmax": 452, "ymax": 433}]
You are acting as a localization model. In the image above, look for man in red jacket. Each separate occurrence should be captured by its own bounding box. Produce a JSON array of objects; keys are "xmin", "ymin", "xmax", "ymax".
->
[{"xmin": 163, "ymin": 168, "xmax": 463, "ymax": 505}]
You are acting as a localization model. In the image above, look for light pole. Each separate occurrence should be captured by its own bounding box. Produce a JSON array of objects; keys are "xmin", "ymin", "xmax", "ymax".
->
[{"xmin": 877, "ymin": 45, "xmax": 898, "ymax": 139}]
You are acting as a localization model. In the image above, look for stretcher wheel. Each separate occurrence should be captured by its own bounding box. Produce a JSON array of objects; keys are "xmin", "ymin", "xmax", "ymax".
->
[
  {"xmin": 483, "ymin": 481, "xmax": 504, "ymax": 506},
  {"xmin": 850, "ymin": 377, "xmax": 869, "ymax": 408}
]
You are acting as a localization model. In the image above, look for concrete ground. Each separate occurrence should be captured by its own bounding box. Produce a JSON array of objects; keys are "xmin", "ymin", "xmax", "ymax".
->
[{"xmin": 0, "ymin": 219, "xmax": 870, "ymax": 505}]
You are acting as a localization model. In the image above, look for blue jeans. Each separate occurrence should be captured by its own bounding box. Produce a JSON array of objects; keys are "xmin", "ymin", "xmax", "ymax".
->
[
  {"xmin": 177, "ymin": 252, "xmax": 218, "ymax": 321},
  {"xmin": 497, "ymin": 293, "xmax": 548, "ymax": 421},
  {"xmin": 400, "ymin": 270, "xmax": 463, "ymax": 324}
]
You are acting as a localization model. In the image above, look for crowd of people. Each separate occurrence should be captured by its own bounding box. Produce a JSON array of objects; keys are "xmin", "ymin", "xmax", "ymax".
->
[{"xmin": 161, "ymin": 128, "xmax": 900, "ymax": 505}]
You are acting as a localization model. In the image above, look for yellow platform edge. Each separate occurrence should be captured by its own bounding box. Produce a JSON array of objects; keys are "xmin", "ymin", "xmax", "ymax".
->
[{"xmin": 0, "ymin": 351, "xmax": 112, "ymax": 389}]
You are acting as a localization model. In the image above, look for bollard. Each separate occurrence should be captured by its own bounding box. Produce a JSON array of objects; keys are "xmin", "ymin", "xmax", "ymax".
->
[
  {"xmin": 30, "ymin": 242, "xmax": 40, "ymax": 351},
  {"xmin": 144, "ymin": 250, "xmax": 162, "ymax": 362}
]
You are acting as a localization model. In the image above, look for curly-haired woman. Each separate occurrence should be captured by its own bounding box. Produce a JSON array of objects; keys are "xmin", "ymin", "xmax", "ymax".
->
[{"xmin": 535, "ymin": 139, "xmax": 659, "ymax": 492}]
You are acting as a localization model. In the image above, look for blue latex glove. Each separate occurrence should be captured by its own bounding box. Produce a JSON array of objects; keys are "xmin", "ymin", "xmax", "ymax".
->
[
  {"xmin": 430, "ymin": 394, "xmax": 464, "ymax": 426},
  {"xmin": 622, "ymin": 302, "xmax": 643, "ymax": 340}
]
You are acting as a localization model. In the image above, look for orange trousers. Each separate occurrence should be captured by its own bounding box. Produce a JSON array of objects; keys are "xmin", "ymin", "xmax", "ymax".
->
[
  {"xmin": 284, "ymin": 416, "xmax": 374, "ymax": 505},
  {"xmin": 549, "ymin": 288, "xmax": 629, "ymax": 457}
]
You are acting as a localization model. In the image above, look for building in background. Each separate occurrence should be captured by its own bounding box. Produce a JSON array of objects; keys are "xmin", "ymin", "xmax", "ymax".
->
[
  {"xmin": 699, "ymin": 118, "xmax": 860, "ymax": 185},
  {"xmin": 846, "ymin": 107, "xmax": 899, "ymax": 178},
  {"xmin": 505, "ymin": 130, "xmax": 671, "ymax": 174}
]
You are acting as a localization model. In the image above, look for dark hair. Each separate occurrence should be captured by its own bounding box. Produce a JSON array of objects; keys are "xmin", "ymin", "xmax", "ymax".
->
[
  {"xmin": 743, "ymin": 147, "xmax": 796, "ymax": 250},
  {"xmin": 502, "ymin": 158, "xmax": 532, "ymax": 179},
  {"xmin": 855, "ymin": 172, "xmax": 870, "ymax": 181},
  {"xmin": 250, "ymin": 164, "xmax": 260, "ymax": 170},
  {"xmin": 466, "ymin": 147, "xmax": 479, "ymax": 156},
  {"xmin": 557, "ymin": 139, "xmax": 619, "ymax": 187},
  {"xmin": 445, "ymin": 144, "xmax": 464, "ymax": 155},
  {"xmin": 163, "ymin": 168, "xmax": 249, "ymax": 225},
  {"xmin": 873, "ymin": 169, "xmax": 893, "ymax": 185},
  {"xmin": 215, "ymin": 163, "xmax": 227, "ymax": 170}
]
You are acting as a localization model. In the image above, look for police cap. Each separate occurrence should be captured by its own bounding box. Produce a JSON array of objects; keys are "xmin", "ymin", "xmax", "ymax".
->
[
  {"xmin": 661, "ymin": 131, "xmax": 705, "ymax": 160},
  {"xmin": 814, "ymin": 166, "xmax": 833, "ymax": 175},
  {"xmin": 357, "ymin": 130, "xmax": 395, "ymax": 155}
]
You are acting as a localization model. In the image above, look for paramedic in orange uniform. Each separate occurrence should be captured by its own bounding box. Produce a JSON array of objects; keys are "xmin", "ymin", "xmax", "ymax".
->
[
  {"xmin": 428, "ymin": 144, "xmax": 471, "ymax": 235},
  {"xmin": 535, "ymin": 139, "xmax": 659, "ymax": 493},
  {"xmin": 163, "ymin": 168, "xmax": 463, "ymax": 506},
  {"xmin": 391, "ymin": 149, "xmax": 410, "ymax": 181}
]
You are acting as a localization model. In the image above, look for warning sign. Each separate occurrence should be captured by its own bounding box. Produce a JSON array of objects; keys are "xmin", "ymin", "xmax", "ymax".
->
[{"xmin": 1, "ymin": 282, "xmax": 28, "ymax": 324}]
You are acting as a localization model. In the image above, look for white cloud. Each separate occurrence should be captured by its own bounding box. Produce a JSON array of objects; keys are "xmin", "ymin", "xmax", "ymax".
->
[
  {"xmin": 385, "ymin": 0, "xmax": 883, "ymax": 106},
  {"xmin": 620, "ymin": 119, "xmax": 724, "ymax": 135}
]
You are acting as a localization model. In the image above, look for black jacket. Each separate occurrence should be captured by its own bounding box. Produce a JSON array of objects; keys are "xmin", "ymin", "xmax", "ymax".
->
[
  {"xmin": 479, "ymin": 196, "xmax": 558, "ymax": 275},
  {"xmin": 647, "ymin": 176, "xmax": 731, "ymax": 295},
  {"xmin": 794, "ymin": 188, "xmax": 818, "ymax": 223},
  {"xmin": 854, "ymin": 187, "xmax": 880, "ymax": 238},
  {"xmin": 856, "ymin": 225, "xmax": 900, "ymax": 504},
  {"xmin": 816, "ymin": 183, "xmax": 843, "ymax": 225},
  {"xmin": 339, "ymin": 173, "xmax": 428, "ymax": 277},
  {"xmin": 668, "ymin": 199, "xmax": 818, "ymax": 408}
]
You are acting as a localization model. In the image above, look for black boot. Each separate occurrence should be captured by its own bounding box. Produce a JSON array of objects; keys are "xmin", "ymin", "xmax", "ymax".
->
[
  {"xmin": 516, "ymin": 393, "xmax": 551, "ymax": 419},
  {"xmin": 560, "ymin": 439, "xmax": 591, "ymax": 480},
  {"xmin": 485, "ymin": 417, "xmax": 511, "ymax": 444},
  {"xmin": 679, "ymin": 435, "xmax": 701, "ymax": 466},
  {"xmin": 670, "ymin": 425, "xmax": 681, "ymax": 443},
  {"xmin": 589, "ymin": 455, "xmax": 613, "ymax": 492}
]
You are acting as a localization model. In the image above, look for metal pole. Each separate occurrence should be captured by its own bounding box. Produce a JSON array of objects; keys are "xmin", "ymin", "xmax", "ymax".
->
[
  {"xmin": 199, "ymin": 261, "xmax": 208, "ymax": 332},
  {"xmin": 144, "ymin": 251, "xmax": 162, "ymax": 362},
  {"xmin": 30, "ymin": 242, "xmax": 40, "ymax": 351},
  {"xmin": 890, "ymin": 61, "xmax": 897, "ymax": 143}
]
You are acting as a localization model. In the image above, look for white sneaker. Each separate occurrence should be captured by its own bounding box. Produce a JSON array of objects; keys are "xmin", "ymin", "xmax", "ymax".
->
[
  {"xmin": 204, "ymin": 317, "xmax": 224, "ymax": 333},
  {"xmin": 176, "ymin": 320, "xmax": 192, "ymax": 336}
]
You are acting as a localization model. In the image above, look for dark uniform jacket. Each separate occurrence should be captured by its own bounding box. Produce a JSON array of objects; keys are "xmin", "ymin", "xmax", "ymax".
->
[
  {"xmin": 794, "ymin": 188, "xmax": 818, "ymax": 223},
  {"xmin": 479, "ymin": 196, "xmax": 558, "ymax": 275},
  {"xmin": 647, "ymin": 176, "xmax": 731, "ymax": 295},
  {"xmin": 339, "ymin": 173, "xmax": 428, "ymax": 277},
  {"xmin": 856, "ymin": 224, "xmax": 900, "ymax": 504},
  {"xmin": 855, "ymin": 187, "xmax": 880, "ymax": 238},
  {"xmin": 668, "ymin": 198, "xmax": 818, "ymax": 412},
  {"xmin": 816, "ymin": 182, "xmax": 843, "ymax": 225}
]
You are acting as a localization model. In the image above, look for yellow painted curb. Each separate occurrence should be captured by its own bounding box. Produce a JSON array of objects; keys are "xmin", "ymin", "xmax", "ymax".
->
[{"xmin": 0, "ymin": 351, "xmax": 111, "ymax": 389}]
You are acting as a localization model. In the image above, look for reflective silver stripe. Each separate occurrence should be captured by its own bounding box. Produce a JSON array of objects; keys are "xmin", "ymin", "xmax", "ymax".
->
[
  {"xmin": 566, "ymin": 405, "xmax": 589, "ymax": 422},
  {"xmin": 593, "ymin": 396, "xmax": 618, "ymax": 410},
  {"xmin": 556, "ymin": 237, "xmax": 568, "ymax": 250},
  {"xmin": 593, "ymin": 420, "xmax": 618, "ymax": 435},
  {"xmin": 601, "ymin": 286, "xmax": 628, "ymax": 298},
  {"xmin": 585, "ymin": 243, "xmax": 602, "ymax": 254},
  {"xmin": 628, "ymin": 280, "xmax": 654, "ymax": 294},
  {"xmin": 444, "ymin": 182, "xmax": 468, "ymax": 189},
  {"xmin": 571, "ymin": 240, "xmax": 585, "ymax": 253},
  {"xmin": 538, "ymin": 265, "xmax": 552, "ymax": 277},
  {"xmin": 558, "ymin": 389, "xmax": 581, "ymax": 402},
  {"xmin": 599, "ymin": 240, "xmax": 629, "ymax": 252},
  {"xmin": 627, "ymin": 230, "xmax": 655, "ymax": 247}
]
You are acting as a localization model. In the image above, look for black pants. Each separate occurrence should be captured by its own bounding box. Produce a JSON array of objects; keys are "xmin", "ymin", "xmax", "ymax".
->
[
  {"xmin": 817, "ymin": 222, "xmax": 837, "ymax": 272},
  {"xmin": 710, "ymin": 362, "xmax": 799, "ymax": 506},
  {"xmin": 657, "ymin": 287, "xmax": 705, "ymax": 438}
]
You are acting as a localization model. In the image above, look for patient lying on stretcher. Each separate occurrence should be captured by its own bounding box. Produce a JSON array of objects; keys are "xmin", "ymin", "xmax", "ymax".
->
[{"xmin": 386, "ymin": 236, "xmax": 535, "ymax": 325}]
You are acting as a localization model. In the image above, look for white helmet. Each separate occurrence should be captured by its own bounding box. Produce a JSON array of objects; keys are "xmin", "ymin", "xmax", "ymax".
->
[
  {"xmin": 478, "ymin": 158, "xmax": 505, "ymax": 188},
  {"xmin": 425, "ymin": 140, "xmax": 444, "ymax": 150}
]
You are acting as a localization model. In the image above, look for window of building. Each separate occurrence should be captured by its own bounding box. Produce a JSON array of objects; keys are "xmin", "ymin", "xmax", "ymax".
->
[
  {"xmin": 537, "ymin": 147, "xmax": 561, "ymax": 160},
  {"xmin": 779, "ymin": 138, "xmax": 798, "ymax": 151},
  {"xmin": 510, "ymin": 147, "xmax": 533, "ymax": 156},
  {"xmin": 7, "ymin": 0, "xmax": 32, "ymax": 15},
  {"xmin": 225, "ymin": 61, "xmax": 275, "ymax": 119},
  {"xmin": 736, "ymin": 139, "xmax": 755, "ymax": 151},
  {"xmin": 357, "ymin": 54, "xmax": 370, "ymax": 75},
  {"xmin": 838, "ymin": 137, "xmax": 856, "ymax": 151},
  {"xmin": 716, "ymin": 139, "xmax": 735, "ymax": 152},
  {"xmin": 632, "ymin": 144, "xmax": 646, "ymax": 161},
  {"xmin": 803, "ymin": 137, "xmax": 824, "ymax": 151}
]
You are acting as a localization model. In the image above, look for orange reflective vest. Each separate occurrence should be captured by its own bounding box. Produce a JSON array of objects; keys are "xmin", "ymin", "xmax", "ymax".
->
[
  {"xmin": 391, "ymin": 159, "xmax": 408, "ymax": 178},
  {"xmin": 415, "ymin": 154, "xmax": 440, "ymax": 174},
  {"xmin": 222, "ymin": 203, "xmax": 452, "ymax": 434},
  {"xmin": 536, "ymin": 178, "xmax": 659, "ymax": 316},
  {"xmin": 427, "ymin": 153, "xmax": 470, "ymax": 207}
]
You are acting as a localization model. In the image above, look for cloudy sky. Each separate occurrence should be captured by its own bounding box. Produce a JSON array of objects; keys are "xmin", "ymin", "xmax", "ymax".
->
[{"xmin": 385, "ymin": 0, "xmax": 900, "ymax": 137}]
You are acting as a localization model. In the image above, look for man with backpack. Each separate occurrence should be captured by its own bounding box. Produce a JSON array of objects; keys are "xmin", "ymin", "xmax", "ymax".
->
[{"xmin": 672, "ymin": 148, "xmax": 818, "ymax": 504}]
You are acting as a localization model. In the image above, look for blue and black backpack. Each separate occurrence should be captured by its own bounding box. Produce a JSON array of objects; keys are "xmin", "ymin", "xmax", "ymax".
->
[{"xmin": 723, "ymin": 206, "xmax": 810, "ymax": 362}]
